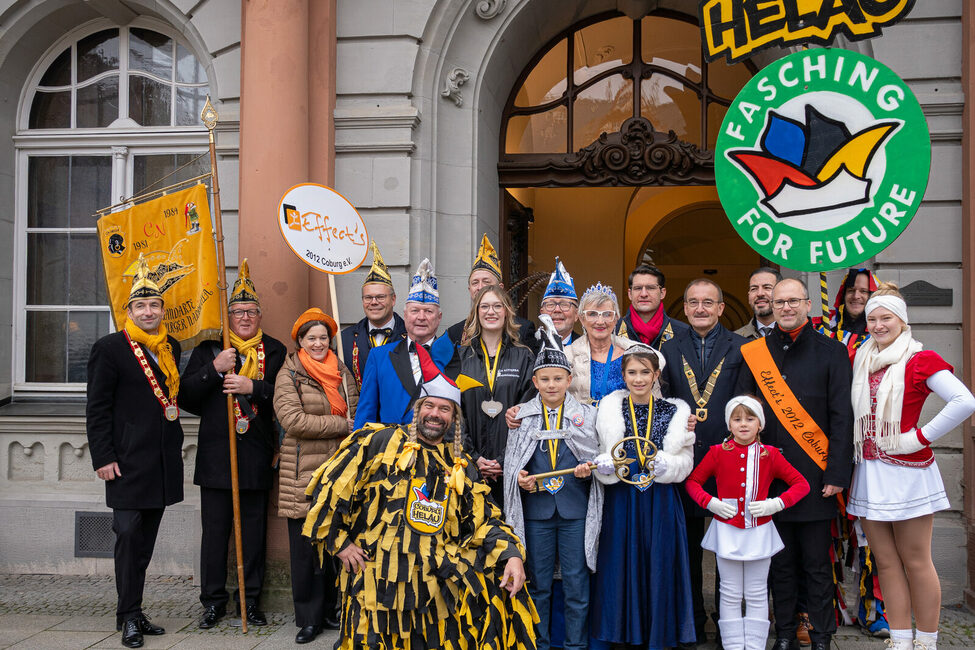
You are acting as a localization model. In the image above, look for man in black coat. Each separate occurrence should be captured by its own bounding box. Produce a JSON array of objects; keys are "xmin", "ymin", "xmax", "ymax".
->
[
  {"xmin": 178, "ymin": 260, "xmax": 286, "ymax": 629},
  {"xmin": 340, "ymin": 242, "xmax": 406, "ymax": 387},
  {"xmin": 661, "ymin": 278, "xmax": 746, "ymax": 646},
  {"xmin": 86, "ymin": 257, "xmax": 182, "ymax": 648},
  {"xmin": 617, "ymin": 264, "xmax": 688, "ymax": 349},
  {"xmin": 735, "ymin": 278, "xmax": 854, "ymax": 650}
]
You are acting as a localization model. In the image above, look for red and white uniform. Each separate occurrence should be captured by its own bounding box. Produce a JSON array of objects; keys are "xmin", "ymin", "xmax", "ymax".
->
[{"xmin": 686, "ymin": 440, "xmax": 809, "ymax": 560}]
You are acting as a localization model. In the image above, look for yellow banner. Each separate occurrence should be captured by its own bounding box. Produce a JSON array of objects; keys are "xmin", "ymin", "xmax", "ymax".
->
[{"xmin": 97, "ymin": 183, "xmax": 220, "ymax": 346}]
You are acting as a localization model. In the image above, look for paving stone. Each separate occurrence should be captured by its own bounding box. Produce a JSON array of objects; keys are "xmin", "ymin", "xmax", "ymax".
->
[{"xmin": 6, "ymin": 631, "xmax": 113, "ymax": 649}]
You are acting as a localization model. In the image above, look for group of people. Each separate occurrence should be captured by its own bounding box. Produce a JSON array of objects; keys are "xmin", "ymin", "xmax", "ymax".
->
[{"xmin": 85, "ymin": 235, "xmax": 975, "ymax": 650}]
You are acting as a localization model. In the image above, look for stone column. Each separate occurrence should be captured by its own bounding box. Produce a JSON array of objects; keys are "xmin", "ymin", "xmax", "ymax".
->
[{"xmin": 961, "ymin": 0, "xmax": 975, "ymax": 611}]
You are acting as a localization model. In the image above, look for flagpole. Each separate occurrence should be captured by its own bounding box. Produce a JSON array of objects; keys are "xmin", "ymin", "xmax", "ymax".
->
[
  {"xmin": 328, "ymin": 274, "xmax": 353, "ymax": 404},
  {"xmin": 202, "ymin": 96, "xmax": 249, "ymax": 633}
]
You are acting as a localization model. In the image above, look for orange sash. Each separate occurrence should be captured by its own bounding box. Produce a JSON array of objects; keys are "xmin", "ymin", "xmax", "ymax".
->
[{"xmin": 741, "ymin": 337, "xmax": 829, "ymax": 470}]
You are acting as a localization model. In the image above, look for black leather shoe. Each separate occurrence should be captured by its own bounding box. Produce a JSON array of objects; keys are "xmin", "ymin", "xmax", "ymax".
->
[
  {"xmin": 244, "ymin": 604, "xmax": 267, "ymax": 626},
  {"xmin": 322, "ymin": 614, "xmax": 340, "ymax": 630},
  {"xmin": 198, "ymin": 605, "xmax": 225, "ymax": 629},
  {"xmin": 116, "ymin": 613, "xmax": 164, "ymax": 635},
  {"xmin": 120, "ymin": 619, "xmax": 144, "ymax": 648},
  {"xmin": 772, "ymin": 639, "xmax": 800, "ymax": 650},
  {"xmin": 295, "ymin": 625, "xmax": 322, "ymax": 644},
  {"xmin": 810, "ymin": 643, "xmax": 829, "ymax": 650}
]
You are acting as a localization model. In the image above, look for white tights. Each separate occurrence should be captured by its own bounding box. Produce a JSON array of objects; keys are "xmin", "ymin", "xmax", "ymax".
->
[{"xmin": 716, "ymin": 556, "xmax": 771, "ymax": 650}]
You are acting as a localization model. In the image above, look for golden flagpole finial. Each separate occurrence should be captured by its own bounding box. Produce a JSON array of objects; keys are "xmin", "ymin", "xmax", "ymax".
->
[{"xmin": 201, "ymin": 95, "xmax": 218, "ymax": 131}]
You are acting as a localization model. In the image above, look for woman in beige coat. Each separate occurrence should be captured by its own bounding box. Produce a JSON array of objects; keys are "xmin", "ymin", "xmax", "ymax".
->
[{"xmin": 274, "ymin": 308, "xmax": 358, "ymax": 644}]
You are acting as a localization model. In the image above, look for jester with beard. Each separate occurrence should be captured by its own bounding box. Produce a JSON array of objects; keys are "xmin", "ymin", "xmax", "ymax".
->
[{"xmin": 302, "ymin": 345, "xmax": 538, "ymax": 649}]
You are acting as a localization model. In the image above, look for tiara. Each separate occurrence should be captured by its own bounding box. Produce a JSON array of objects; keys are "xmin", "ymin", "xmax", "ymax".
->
[{"xmin": 581, "ymin": 281, "xmax": 617, "ymax": 304}]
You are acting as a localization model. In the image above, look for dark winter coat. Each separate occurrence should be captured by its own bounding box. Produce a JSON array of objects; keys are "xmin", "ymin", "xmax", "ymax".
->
[{"xmin": 340, "ymin": 312, "xmax": 407, "ymax": 387}]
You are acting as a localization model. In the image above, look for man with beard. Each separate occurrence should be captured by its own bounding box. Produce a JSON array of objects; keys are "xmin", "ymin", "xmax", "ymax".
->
[
  {"xmin": 178, "ymin": 260, "xmax": 286, "ymax": 629},
  {"xmin": 815, "ymin": 268, "xmax": 880, "ymax": 364},
  {"xmin": 736, "ymin": 267, "xmax": 782, "ymax": 339},
  {"xmin": 86, "ymin": 255, "xmax": 183, "ymax": 648},
  {"xmin": 302, "ymin": 346, "xmax": 537, "ymax": 649},
  {"xmin": 617, "ymin": 264, "xmax": 688, "ymax": 348}
]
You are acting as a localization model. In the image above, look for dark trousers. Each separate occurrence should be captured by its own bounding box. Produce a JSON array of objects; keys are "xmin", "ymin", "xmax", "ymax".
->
[
  {"xmin": 525, "ymin": 516, "xmax": 589, "ymax": 650},
  {"xmin": 199, "ymin": 487, "xmax": 269, "ymax": 610},
  {"xmin": 287, "ymin": 517, "xmax": 339, "ymax": 628},
  {"xmin": 113, "ymin": 508, "xmax": 164, "ymax": 623},
  {"xmin": 771, "ymin": 519, "xmax": 835, "ymax": 644},
  {"xmin": 684, "ymin": 510, "xmax": 720, "ymax": 639}
]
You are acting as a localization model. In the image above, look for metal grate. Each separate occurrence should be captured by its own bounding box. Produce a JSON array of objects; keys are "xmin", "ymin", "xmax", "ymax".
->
[{"xmin": 75, "ymin": 511, "xmax": 115, "ymax": 558}]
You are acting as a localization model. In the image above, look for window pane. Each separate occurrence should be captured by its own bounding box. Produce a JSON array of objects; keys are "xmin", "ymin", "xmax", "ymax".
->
[
  {"xmin": 40, "ymin": 48, "xmax": 71, "ymax": 86},
  {"xmin": 707, "ymin": 102, "xmax": 728, "ymax": 149},
  {"xmin": 68, "ymin": 311, "xmax": 111, "ymax": 382},
  {"xmin": 514, "ymin": 39, "xmax": 567, "ymax": 107},
  {"xmin": 573, "ymin": 74, "xmax": 632, "ymax": 150},
  {"xmin": 707, "ymin": 58, "xmax": 753, "ymax": 102},
  {"xmin": 641, "ymin": 73, "xmax": 702, "ymax": 145},
  {"xmin": 77, "ymin": 76, "xmax": 119, "ymax": 127},
  {"xmin": 69, "ymin": 234, "xmax": 108, "ymax": 305},
  {"xmin": 130, "ymin": 28, "xmax": 173, "ymax": 79},
  {"xmin": 26, "ymin": 311, "xmax": 67, "ymax": 383},
  {"xmin": 505, "ymin": 107, "xmax": 568, "ymax": 154},
  {"xmin": 129, "ymin": 75, "xmax": 172, "ymax": 126},
  {"xmin": 27, "ymin": 233, "xmax": 67, "ymax": 305},
  {"xmin": 133, "ymin": 154, "xmax": 209, "ymax": 195},
  {"xmin": 176, "ymin": 43, "xmax": 207, "ymax": 84},
  {"xmin": 29, "ymin": 91, "xmax": 71, "ymax": 129},
  {"xmin": 77, "ymin": 29, "xmax": 119, "ymax": 83},
  {"xmin": 28, "ymin": 157, "xmax": 70, "ymax": 228},
  {"xmin": 641, "ymin": 17, "xmax": 701, "ymax": 84},
  {"xmin": 68, "ymin": 156, "xmax": 112, "ymax": 227},
  {"xmin": 573, "ymin": 17, "xmax": 632, "ymax": 86},
  {"xmin": 175, "ymin": 86, "xmax": 207, "ymax": 126}
]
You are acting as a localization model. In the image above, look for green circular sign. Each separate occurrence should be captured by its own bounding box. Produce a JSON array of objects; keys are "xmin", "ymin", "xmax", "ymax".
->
[{"xmin": 715, "ymin": 48, "xmax": 930, "ymax": 272}]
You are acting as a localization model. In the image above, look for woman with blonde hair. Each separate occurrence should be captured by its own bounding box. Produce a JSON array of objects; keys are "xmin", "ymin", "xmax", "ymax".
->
[
  {"xmin": 847, "ymin": 282, "xmax": 975, "ymax": 650},
  {"xmin": 273, "ymin": 308, "xmax": 358, "ymax": 644},
  {"xmin": 458, "ymin": 285, "xmax": 535, "ymax": 506}
]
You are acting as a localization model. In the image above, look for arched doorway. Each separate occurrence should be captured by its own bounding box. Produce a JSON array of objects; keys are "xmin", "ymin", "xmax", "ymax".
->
[{"xmin": 498, "ymin": 9, "xmax": 759, "ymax": 328}]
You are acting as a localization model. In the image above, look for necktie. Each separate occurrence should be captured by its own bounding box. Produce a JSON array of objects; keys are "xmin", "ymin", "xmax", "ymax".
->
[{"xmin": 760, "ymin": 326, "xmax": 772, "ymax": 337}]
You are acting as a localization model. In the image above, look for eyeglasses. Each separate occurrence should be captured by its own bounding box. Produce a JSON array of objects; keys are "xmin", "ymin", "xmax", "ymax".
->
[
  {"xmin": 685, "ymin": 299, "xmax": 718, "ymax": 309},
  {"xmin": 478, "ymin": 302, "xmax": 505, "ymax": 313},
  {"xmin": 583, "ymin": 310, "xmax": 616, "ymax": 321},
  {"xmin": 229, "ymin": 309, "xmax": 260, "ymax": 319},
  {"xmin": 631, "ymin": 284, "xmax": 661, "ymax": 293},
  {"xmin": 540, "ymin": 300, "xmax": 577, "ymax": 313},
  {"xmin": 362, "ymin": 294, "xmax": 392, "ymax": 304},
  {"xmin": 771, "ymin": 298, "xmax": 806, "ymax": 309}
]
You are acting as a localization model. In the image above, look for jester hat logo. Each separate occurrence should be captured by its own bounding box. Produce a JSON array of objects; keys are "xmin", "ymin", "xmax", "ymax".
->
[{"xmin": 728, "ymin": 104, "xmax": 900, "ymax": 227}]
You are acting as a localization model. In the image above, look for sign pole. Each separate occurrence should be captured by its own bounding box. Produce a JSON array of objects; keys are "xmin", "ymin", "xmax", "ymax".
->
[
  {"xmin": 328, "ymin": 273, "xmax": 352, "ymax": 401},
  {"xmin": 202, "ymin": 96, "xmax": 248, "ymax": 633},
  {"xmin": 820, "ymin": 272, "xmax": 830, "ymax": 324}
]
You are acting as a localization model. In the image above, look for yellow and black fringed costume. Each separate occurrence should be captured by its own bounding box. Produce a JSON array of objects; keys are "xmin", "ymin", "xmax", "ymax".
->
[{"xmin": 303, "ymin": 423, "xmax": 538, "ymax": 649}]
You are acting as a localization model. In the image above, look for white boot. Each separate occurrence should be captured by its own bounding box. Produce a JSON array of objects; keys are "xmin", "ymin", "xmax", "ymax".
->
[
  {"xmin": 742, "ymin": 617, "xmax": 770, "ymax": 650},
  {"xmin": 718, "ymin": 618, "xmax": 745, "ymax": 650},
  {"xmin": 884, "ymin": 639, "xmax": 913, "ymax": 650}
]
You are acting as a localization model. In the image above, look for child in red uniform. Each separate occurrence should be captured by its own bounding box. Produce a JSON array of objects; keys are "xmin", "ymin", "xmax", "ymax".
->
[{"xmin": 686, "ymin": 396, "xmax": 809, "ymax": 650}]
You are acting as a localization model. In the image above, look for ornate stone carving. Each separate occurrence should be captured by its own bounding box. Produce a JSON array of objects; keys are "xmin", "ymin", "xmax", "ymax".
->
[
  {"xmin": 474, "ymin": 0, "xmax": 506, "ymax": 20},
  {"xmin": 441, "ymin": 68, "xmax": 471, "ymax": 107},
  {"xmin": 9, "ymin": 442, "xmax": 44, "ymax": 481},
  {"xmin": 111, "ymin": 146, "xmax": 128, "ymax": 160}
]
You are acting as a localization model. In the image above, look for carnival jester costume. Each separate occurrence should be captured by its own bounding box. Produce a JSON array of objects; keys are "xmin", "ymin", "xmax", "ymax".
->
[{"xmin": 303, "ymin": 346, "xmax": 538, "ymax": 650}]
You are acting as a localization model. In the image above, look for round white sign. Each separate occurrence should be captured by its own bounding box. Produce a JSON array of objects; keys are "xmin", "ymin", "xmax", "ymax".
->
[{"xmin": 277, "ymin": 183, "xmax": 370, "ymax": 274}]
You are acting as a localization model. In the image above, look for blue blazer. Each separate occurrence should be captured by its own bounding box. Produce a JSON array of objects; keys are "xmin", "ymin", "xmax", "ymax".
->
[{"xmin": 353, "ymin": 334, "xmax": 457, "ymax": 429}]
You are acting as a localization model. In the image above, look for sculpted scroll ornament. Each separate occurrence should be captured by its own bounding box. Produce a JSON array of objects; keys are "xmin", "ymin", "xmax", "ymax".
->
[
  {"xmin": 474, "ymin": 0, "xmax": 506, "ymax": 20},
  {"xmin": 441, "ymin": 68, "xmax": 471, "ymax": 107}
]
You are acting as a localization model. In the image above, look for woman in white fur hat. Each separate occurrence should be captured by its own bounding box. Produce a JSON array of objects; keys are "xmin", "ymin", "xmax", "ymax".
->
[{"xmin": 847, "ymin": 282, "xmax": 975, "ymax": 650}]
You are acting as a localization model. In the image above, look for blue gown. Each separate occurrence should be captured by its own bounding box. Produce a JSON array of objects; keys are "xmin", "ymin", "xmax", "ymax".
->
[
  {"xmin": 590, "ymin": 398, "xmax": 696, "ymax": 649},
  {"xmin": 590, "ymin": 356, "xmax": 626, "ymax": 403}
]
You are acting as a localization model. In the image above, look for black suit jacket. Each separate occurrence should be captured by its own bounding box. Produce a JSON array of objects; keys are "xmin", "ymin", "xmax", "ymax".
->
[
  {"xmin": 86, "ymin": 331, "xmax": 184, "ymax": 510},
  {"xmin": 340, "ymin": 313, "xmax": 407, "ymax": 386},
  {"xmin": 662, "ymin": 324, "xmax": 746, "ymax": 516},
  {"xmin": 178, "ymin": 333, "xmax": 287, "ymax": 490},
  {"xmin": 735, "ymin": 321, "xmax": 854, "ymax": 522}
]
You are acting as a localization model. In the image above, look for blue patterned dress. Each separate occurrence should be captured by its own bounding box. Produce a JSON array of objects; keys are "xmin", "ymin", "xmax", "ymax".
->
[
  {"xmin": 590, "ymin": 397, "xmax": 696, "ymax": 649},
  {"xmin": 590, "ymin": 356, "xmax": 626, "ymax": 403}
]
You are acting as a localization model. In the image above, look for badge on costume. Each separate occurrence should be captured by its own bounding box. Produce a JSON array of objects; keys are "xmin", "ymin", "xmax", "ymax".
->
[
  {"xmin": 541, "ymin": 476, "xmax": 564, "ymax": 495},
  {"xmin": 571, "ymin": 414, "xmax": 584, "ymax": 427},
  {"xmin": 632, "ymin": 472, "xmax": 654, "ymax": 492},
  {"xmin": 406, "ymin": 479, "xmax": 448, "ymax": 535},
  {"xmin": 481, "ymin": 399, "xmax": 503, "ymax": 418}
]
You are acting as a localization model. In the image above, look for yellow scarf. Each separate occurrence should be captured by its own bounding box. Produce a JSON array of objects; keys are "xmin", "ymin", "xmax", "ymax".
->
[
  {"xmin": 229, "ymin": 329, "xmax": 264, "ymax": 379},
  {"xmin": 124, "ymin": 318, "xmax": 180, "ymax": 398}
]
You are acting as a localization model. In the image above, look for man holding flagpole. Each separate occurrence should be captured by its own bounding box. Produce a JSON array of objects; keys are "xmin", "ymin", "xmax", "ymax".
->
[
  {"xmin": 179, "ymin": 260, "xmax": 286, "ymax": 630},
  {"xmin": 86, "ymin": 256, "xmax": 183, "ymax": 649}
]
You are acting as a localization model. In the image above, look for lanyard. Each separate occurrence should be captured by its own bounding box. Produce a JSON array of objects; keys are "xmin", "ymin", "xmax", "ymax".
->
[
  {"xmin": 627, "ymin": 395, "xmax": 654, "ymax": 469},
  {"xmin": 480, "ymin": 338, "xmax": 502, "ymax": 393},
  {"xmin": 593, "ymin": 343, "xmax": 614, "ymax": 400},
  {"xmin": 543, "ymin": 403, "xmax": 564, "ymax": 470}
]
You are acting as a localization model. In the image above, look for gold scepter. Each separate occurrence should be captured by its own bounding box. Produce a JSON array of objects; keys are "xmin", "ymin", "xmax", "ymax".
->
[
  {"xmin": 528, "ymin": 436, "xmax": 658, "ymax": 492},
  {"xmin": 202, "ymin": 96, "xmax": 249, "ymax": 634}
]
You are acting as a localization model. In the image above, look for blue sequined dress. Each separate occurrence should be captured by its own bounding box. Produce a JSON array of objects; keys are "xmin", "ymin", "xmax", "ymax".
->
[
  {"xmin": 590, "ymin": 397, "xmax": 696, "ymax": 649},
  {"xmin": 590, "ymin": 356, "xmax": 626, "ymax": 403}
]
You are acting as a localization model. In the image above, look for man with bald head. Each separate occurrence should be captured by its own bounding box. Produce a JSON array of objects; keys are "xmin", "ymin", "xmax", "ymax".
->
[{"xmin": 735, "ymin": 278, "xmax": 854, "ymax": 650}]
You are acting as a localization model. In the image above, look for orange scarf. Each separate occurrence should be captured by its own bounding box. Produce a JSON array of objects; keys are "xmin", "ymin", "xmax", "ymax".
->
[
  {"xmin": 297, "ymin": 349, "xmax": 348, "ymax": 416},
  {"xmin": 123, "ymin": 318, "xmax": 179, "ymax": 398}
]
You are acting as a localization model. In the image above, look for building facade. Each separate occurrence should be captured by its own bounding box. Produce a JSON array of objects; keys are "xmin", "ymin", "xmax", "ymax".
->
[{"xmin": 1, "ymin": 0, "xmax": 973, "ymax": 609}]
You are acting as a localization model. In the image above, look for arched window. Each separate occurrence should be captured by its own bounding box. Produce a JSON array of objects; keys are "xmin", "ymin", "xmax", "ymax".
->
[{"xmin": 15, "ymin": 21, "xmax": 209, "ymax": 390}]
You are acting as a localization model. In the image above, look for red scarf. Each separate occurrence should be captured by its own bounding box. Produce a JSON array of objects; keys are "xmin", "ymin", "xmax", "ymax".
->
[
  {"xmin": 778, "ymin": 319, "xmax": 807, "ymax": 341},
  {"xmin": 627, "ymin": 304, "xmax": 664, "ymax": 345}
]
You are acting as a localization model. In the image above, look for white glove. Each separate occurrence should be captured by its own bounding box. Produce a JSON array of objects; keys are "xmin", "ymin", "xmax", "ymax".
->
[
  {"xmin": 884, "ymin": 429, "xmax": 926, "ymax": 456},
  {"xmin": 594, "ymin": 453, "xmax": 616, "ymax": 476},
  {"xmin": 707, "ymin": 498, "xmax": 737, "ymax": 519},
  {"xmin": 747, "ymin": 497, "xmax": 785, "ymax": 517},
  {"xmin": 651, "ymin": 456, "xmax": 668, "ymax": 477}
]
